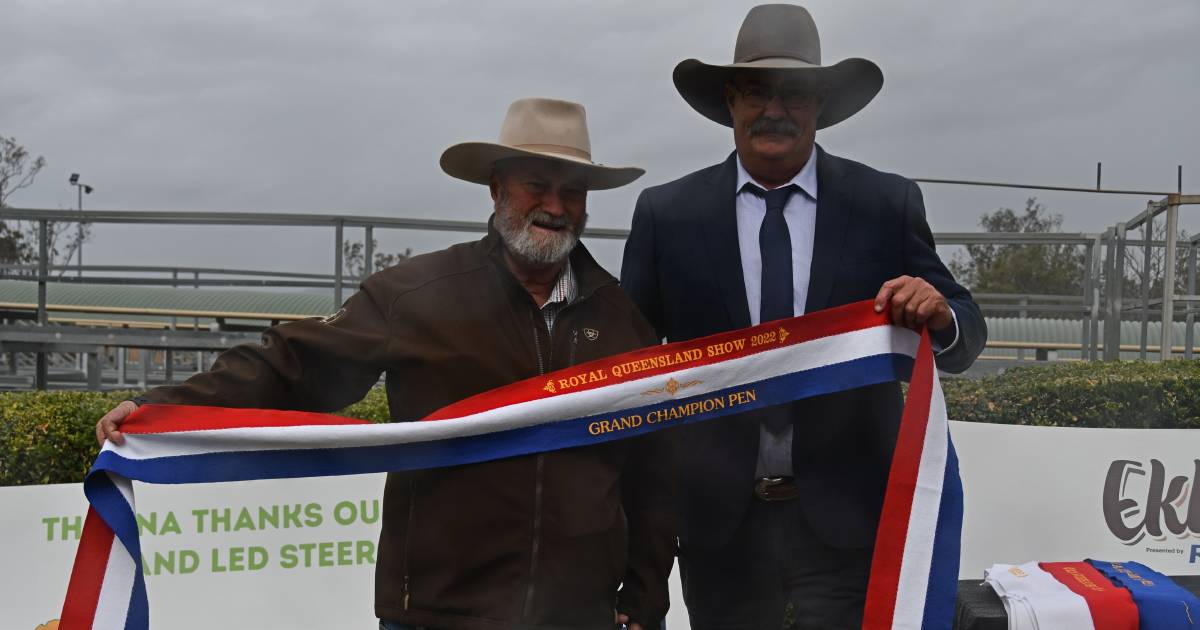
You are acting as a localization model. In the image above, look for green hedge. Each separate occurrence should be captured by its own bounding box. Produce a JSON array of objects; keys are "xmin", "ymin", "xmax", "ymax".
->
[
  {"xmin": 0, "ymin": 388, "xmax": 392, "ymax": 487},
  {"xmin": 943, "ymin": 360, "xmax": 1200, "ymax": 428},
  {"xmin": 2, "ymin": 362, "xmax": 1197, "ymax": 487}
]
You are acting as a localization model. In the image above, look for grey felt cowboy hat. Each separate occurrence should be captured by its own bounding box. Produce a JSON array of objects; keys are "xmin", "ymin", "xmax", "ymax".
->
[
  {"xmin": 673, "ymin": 4, "xmax": 883, "ymax": 129},
  {"xmin": 440, "ymin": 97, "xmax": 644, "ymax": 191}
]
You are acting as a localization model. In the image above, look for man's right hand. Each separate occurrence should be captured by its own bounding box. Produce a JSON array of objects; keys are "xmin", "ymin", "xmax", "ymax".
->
[{"xmin": 96, "ymin": 400, "xmax": 139, "ymax": 446}]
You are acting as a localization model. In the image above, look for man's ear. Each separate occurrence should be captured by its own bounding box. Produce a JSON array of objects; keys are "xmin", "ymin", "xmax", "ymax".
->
[
  {"xmin": 489, "ymin": 175, "xmax": 500, "ymax": 203},
  {"xmin": 724, "ymin": 84, "xmax": 737, "ymax": 112}
]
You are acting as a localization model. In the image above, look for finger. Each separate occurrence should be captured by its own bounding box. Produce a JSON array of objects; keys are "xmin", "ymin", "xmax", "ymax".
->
[
  {"xmin": 873, "ymin": 284, "xmax": 893, "ymax": 312},
  {"xmin": 97, "ymin": 417, "xmax": 123, "ymax": 446},
  {"xmin": 616, "ymin": 613, "xmax": 630, "ymax": 624},
  {"xmin": 910, "ymin": 293, "xmax": 941, "ymax": 328},
  {"xmin": 97, "ymin": 404, "xmax": 132, "ymax": 446},
  {"xmin": 913, "ymin": 294, "xmax": 938, "ymax": 326},
  {"xmin": 890, "ymin": 287, "xmax": 914, "ymax": 327},
  {"xmin": 874, "ymin": 276, "xmax": 910, "ymax": 312}
]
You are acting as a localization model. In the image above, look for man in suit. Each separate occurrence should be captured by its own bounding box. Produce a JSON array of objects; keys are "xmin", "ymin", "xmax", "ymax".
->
[{"xmin": 620, "ymin": 5, "xmax": 986, "ymax": 629}]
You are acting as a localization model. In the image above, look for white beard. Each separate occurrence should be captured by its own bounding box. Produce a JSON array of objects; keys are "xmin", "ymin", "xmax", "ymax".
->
[{"xmin": 494, "ymin": 195, "xmax": 587, "ymax": 267}]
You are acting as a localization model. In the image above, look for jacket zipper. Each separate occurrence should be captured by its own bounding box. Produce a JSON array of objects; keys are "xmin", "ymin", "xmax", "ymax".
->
[
  {"xmin": 568, "ymin": 328, "xmax": 579, "ymax": 367},
  {"xmin": 523, "ymin": 312, "xmax": 551, "ymax": 620},
  {"xmin": 402, "ymin": 478, "xmax": 416, "ymax": 610}
]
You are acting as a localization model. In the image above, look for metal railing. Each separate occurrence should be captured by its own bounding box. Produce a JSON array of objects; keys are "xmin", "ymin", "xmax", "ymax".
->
[{"xmin": 1, "ymin": 188, "xmax": 1197, "ymax": 389}]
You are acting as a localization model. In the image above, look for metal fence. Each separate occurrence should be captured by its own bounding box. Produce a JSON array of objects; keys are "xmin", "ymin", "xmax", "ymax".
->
[{"xmin": 1, "ymin": 188, "xmax": 1198, "ymax": 389}]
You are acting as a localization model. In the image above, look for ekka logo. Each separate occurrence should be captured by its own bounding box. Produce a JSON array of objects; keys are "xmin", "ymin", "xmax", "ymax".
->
[{"xmin": 1103, "ymin": 459, "xmax": 1200, "ymax": 550}]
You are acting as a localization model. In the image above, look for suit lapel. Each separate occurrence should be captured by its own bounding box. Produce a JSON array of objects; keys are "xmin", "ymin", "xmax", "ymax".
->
[
  {"xmin": 699, "ymin": 153, "xmax": 752, "ymax": 330},
  {"xmin": 805, "ymin": 147, "xmax": 852, "ymax": 312}
]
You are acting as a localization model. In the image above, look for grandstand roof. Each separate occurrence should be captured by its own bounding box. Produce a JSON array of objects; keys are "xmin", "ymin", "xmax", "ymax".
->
[{"xmin": 0, "ymin": 280, "xmax": 333, "ymax": 329}]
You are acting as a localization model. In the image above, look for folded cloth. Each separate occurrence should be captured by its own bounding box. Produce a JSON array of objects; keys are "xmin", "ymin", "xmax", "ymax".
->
[
  {"xmin": 985, "ymin": 562, "xmax": 1095, "ymax": 630},
  {"xmin": 1088, "ymin": 560, "xmax": 1200, "ymax": 630},
  {"xmin": 1040, "ymin": 562, "xmax": 1138, "ymax": 630}
]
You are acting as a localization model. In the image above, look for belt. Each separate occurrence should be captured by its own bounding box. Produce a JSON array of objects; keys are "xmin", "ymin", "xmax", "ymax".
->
[{"xmin": 753, "ymin": 476, "xmax": 800, "ymax": 501}]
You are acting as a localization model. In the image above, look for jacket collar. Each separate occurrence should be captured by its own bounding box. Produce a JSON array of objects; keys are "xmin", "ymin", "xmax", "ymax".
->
[
  {"xmin": 804, "ymin": 145, "xmax": 852, "ymax": 312},
  {"xmin": 697, "ymin": 145, "xmax": 851, "ymax": 327}
]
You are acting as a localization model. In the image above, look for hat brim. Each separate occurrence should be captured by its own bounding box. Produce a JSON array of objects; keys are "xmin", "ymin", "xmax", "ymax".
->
[
  {"xmin": 672, "ymin": 56, "xmax": 883, "ymax": 129},
  {"xmin": 439, "ymin": 143, "xmax": 644, "ymax": 191}
]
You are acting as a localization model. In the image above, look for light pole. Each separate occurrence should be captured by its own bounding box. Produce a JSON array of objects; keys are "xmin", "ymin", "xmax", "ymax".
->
[{"xmin": 68, "ymin": 173, "xmax": 93, "ymax": 277}]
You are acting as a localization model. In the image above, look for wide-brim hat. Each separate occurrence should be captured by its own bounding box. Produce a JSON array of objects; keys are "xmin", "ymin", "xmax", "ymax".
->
[
  {"xmin": 673, "ymin": 4, "xmax": 883, "ymax": 129},
  {"xmin": 440, "ymin": 97, "xmax": 644, "ymax": 191}
]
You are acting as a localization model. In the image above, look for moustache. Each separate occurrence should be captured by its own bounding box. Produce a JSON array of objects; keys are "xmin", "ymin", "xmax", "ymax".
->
[
  {"xmin": 526, "ymin": 211, "xmax": 573, "ymax": 230},
  {"xmin": 748, "ymin": 116, "xmax": 802, "ymax": 138}
]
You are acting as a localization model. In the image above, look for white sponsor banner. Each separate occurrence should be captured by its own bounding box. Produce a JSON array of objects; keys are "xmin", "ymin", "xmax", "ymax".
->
[
  {"xmin": 954, "ymin": 422, "xmax": 1200, "ymax": 579},
  {"xmin": 3, "ymin": 422, "xmax": 1198, "ymax": 629},
  {"xmin": 1, "ymin": 475, "xmax": 387, "ymax": 630}
]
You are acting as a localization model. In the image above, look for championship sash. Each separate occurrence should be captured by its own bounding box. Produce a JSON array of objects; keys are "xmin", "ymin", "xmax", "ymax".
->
[
  {"xmin": 60, "ymin": 300, "xmax": 962, "ymax": 630},
  {"xmin": 1088, "ymin": 560, "xmax": 1200, "ymax": 630},
  {"xmin": 1040, "ymin": 562, "xmax": 1139, "ymax": 630}
]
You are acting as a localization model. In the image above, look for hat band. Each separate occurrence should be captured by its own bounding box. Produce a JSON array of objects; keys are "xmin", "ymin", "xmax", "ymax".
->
[
  {"xmin": 736, "ymin": 53, "xmax": 819, "ymax": 65},
  {"xmin": 513, "ymin": 143, "xmax": 592, "ymax": 162}
]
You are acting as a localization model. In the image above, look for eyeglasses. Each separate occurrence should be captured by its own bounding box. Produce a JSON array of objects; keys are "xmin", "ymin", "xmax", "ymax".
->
[{"xmin": 730, "ymin": 83, "xmax": 823, "ymax": 110}]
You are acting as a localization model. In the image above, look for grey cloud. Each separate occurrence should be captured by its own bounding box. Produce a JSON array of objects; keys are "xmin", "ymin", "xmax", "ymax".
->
[{"xmin": 1, "ymin": 0, "xmax": 1197, "ymax": 276}]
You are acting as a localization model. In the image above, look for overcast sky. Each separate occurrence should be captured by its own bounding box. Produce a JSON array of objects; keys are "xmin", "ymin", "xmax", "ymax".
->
[{"xmin": 2, "ymin": 0, "xmax": 1197, "ymax": 280}]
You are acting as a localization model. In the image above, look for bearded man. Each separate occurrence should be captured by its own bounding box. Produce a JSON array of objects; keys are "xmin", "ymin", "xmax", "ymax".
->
[{"xmin": 96, "ymin": 98, "xmax": 677, "ymax": 630}]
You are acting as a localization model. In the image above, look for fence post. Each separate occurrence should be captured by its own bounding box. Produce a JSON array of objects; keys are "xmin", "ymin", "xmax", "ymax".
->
[
  {"xmin": 1161, "ymin": 196, "xmax": 1180, "ymax": 361},
  {"xmin": 1104, "ymin": 222, "xmax": 1127, "ymax": 361},
  {"xmin": 1139, "ymin": 214, "xmax": 1152, "ymax": 359},
  {"xmin": 1081, "ymin": 241, "xmax": 1094, "ymax": 359},
  {"xmin": 1088, "ymin": 235, "xmax": 1103, "ymax": 361},
  {"xmin": 334, "ymin": 219, "xmax": 345, "ymax": 309},
  {"xmin": 1017, "ymin": 298, "xmax": 1028, "ymax": 361},
  {"xmin": 166, "ymin": 269, "xmax": 177, "ymax": 385},
  {"xmin": 1186, "ymin": 241, "xmax": 1197, "ymax": 359},
  {"xmin": 364, "ymin": 225, "xmax": 375, "ymax": 280},
  {"xmin": 36, "ymin": 218, "xmax": 48, "ymax": 390}
]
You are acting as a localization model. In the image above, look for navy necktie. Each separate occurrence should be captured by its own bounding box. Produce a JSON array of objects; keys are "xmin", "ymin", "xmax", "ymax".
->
[
  {"xmin": 749, "ymin": 183, "xmax": 799, "ymax": 470},
  {"xmin": 757, "ymin": 184, "xmax": 797, "ymax": 323}
]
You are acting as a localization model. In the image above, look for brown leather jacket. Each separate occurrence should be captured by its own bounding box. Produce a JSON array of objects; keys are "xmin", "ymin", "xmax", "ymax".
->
[{"xmin": 141, "ymin": 227, "xmax": 678, "ymax": 629}]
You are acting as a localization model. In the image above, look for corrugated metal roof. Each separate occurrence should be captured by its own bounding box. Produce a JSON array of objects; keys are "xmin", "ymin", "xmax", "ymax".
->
[
  {"xmin": 983, "ymin": 316, "xmax": 1195, "ymax": 360},
  {"xmin": 0, "ymin": 280, "xmax": 334, "ymax": 327}
]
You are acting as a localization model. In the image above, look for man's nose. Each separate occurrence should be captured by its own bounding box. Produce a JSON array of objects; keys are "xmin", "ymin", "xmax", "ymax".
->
[
  {"xmin": 762, "ymin": 93, "xmax": 788, "ymax": 117},
  {"xmin": 540, "ymin": 190, "xmax": 566, "ymax": 216}
]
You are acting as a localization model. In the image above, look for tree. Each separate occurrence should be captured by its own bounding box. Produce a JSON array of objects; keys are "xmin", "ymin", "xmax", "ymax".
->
[
  {"xmin": 949, "ymin": 197, "xmax": 1087, "ymax": 300},
  {"xmin": 0, "ymin": 134, "xmax": 89, "ymax": 275},
  {"xmin": 342, "ymin": 238, "xmax": 412, "ymax": 279},
  {"xmin": 948, "ymin": 198, "xmax": 1089, "ymax": 319},
  {"xmin": 0, "ymin": 135, "xmax": 45, "ymax": 265},
  {"xmin": 1119, "ymin": 218, "xmax": 1190, "ymax": 302}
]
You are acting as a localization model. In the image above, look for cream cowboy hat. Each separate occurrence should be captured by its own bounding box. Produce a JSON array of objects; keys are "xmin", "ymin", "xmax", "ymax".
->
[
  {"xmin": 673, "ymin": 3, "xmax": 883, "ymax": 129},
  {"xmin": 440, "ymin": 97, "xmax": 644, "ymax": 190}
]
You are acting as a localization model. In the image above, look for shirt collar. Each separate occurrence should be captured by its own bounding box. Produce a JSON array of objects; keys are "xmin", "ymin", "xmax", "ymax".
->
[
  {"xmin": 543, "ymin": 258, "xmax": 577, "ymax": 309},
  {"xmin": 735, "ymin": 144, "xmax": 818, "ymax": 201}
]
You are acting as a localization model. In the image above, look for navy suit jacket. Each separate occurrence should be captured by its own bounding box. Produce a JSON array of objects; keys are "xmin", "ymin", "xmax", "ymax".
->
[{"xmin": 619, "ymin": 147, "xmax": 986, "ymax": 549}]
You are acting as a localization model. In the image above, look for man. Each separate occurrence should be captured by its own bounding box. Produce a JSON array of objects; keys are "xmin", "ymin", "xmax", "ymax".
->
[
  {"xmin": 620, "ymin": 5, "xmax": 986, "ymax": 629},
  {"xmin": 97, "ymin": 98, "xmax": 676, "ymax": 630}
]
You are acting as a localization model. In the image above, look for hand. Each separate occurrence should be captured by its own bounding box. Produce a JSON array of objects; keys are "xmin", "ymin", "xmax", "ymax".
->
[
  {"xmin": 873, "ymin": 275, "xmax": 953, "ymax": 332},
  {"xmin": 615, "ymin": 612, "xmax": 644, "ymax": 630},
  {"xmin": 96, "ymin": 400, "xmax": 139, "ymax": 446}
]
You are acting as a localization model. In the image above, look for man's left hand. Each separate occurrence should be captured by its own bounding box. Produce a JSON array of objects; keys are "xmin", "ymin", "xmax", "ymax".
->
[
  {"xmin": 873, "ymin": 275, "xmax": 953, "ymax": 332},
  {"xmin": 616, "ymin": 612, "xmax": 644, "ymax": 630}
]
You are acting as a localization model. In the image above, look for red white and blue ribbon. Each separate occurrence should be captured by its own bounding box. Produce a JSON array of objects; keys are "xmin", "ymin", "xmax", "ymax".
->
[{"xmin": 59, "ymin": 300, "xmax": 962, "ymax": 630}]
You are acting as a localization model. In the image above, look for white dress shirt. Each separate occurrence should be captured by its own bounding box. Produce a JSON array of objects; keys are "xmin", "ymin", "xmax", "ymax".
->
[{"xmin": 735, "ymin": 147, "xmax": 819, "ymax": 324}]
